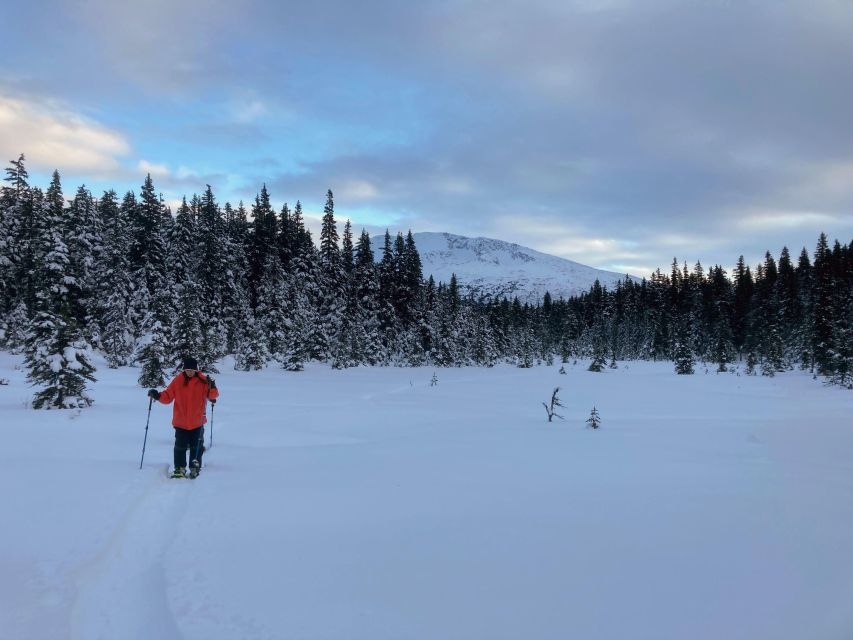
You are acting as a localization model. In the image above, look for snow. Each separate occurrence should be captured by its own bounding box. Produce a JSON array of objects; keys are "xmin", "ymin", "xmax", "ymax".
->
[
  {"xmin": 64, "ymin": 347, "xmax": 83, "ymax": 371},
  {"xmin": 1, "ymin": 352, "xmax": 852, "ymax": 639},
  {"xmin": 48, "ymin": 352, "xmax": 64, "ymax": 373},
  {"xmin": 374, "ymin": 232, "xmax": 639, "ymax": 303}
]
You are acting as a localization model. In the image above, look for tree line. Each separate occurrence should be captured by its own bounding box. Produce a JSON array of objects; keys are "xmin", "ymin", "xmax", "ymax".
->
[{"xmin": 0, "ymin": 154, "xmax": 850, "ymax": 408}]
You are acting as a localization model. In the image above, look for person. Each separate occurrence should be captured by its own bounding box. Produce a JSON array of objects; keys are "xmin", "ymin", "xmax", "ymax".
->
[{"xmin": 148, "ymin": 356, "xmax": 219, "ymax": 478}]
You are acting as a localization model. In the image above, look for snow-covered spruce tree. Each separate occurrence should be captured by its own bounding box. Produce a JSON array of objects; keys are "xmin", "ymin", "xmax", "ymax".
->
[
  {"xmin": 277, "ymin": 202, "xmax": 293, "ymax": 268},
  {"xmin": 378, "ymin": 229, "xmax": 395, "ymax": 308},
  {"xmin": 751, "ymin": 251, "xmax": 785, "ymax": 376},
  {"xmin": 130, "ymin": 174, "xmax": 168, "ymax": 297},
  {"xmin": 2, "ymin": 300, "xmax": 29, "ymax": 353},
  {"xmin": 162, "ymin": 195, "xmax": 197, "ymax": 349},
  {"xmin": 388, "ymin": 230, "xmax": 423, "ymax": 328},
  {"xmin": 331, "ymin": 320, "xmax": 357, "ymax": 369},
  {"xmin": 222, "ymin": 201, "xmax": 252, "ymax": 354},
  {"xmin": 166, "ymin": 196, "xmax": 220, "ymax": 373},
  {"xmin": 760, "ymin": 317, "xmax": 785, "ymax": 377},
  {"xmin": 418, "ymin": 276, "xmax": 440, "ymax": 363},
  {"xmin": 228, "ymin": 200, "xmax": 264, "ymax": 372},
  {"xmin": 25, "ymin": 171, "xmax": 96, "ymax": 409},
  {"xmin": 195, "ymin": 185, "xmax": 229, "ymax": 370},
  {"xmin": 706, "ymin": 266, "xmax": 736, "ymax": 372},
  {"xmin": 811, "ymin": 233, "xmax": 835, "ymax": 377},
  {"xmin": 170, "ymin": 281, "xmax": 204, "ymax": 365},
  {"xmin": 256, "ymin": 251, "xmax": 289, "ymax": 360},
  {"xmin": 0, "ymin": 154, "xmax": 34, "ymax": 331},
  {"xmin": 470, "ymin": 312, "xmax": 499, "ymax": 367},
  {"xmin": 248, "ymin": 185, "xmax": 277, "ymax": 306},
  {"xmin": 101, "ymin": 287, "xmax": 134, "ymax": 368},
  {"xmin": 331, "ymin": 223, "xmax": 366, "ymax": 371},
  {"xmin": 432, "ymin": 275, "xmax": 469, "ymax": 366},
  {"xmin": 489, "ymin": 299, "xmax": 511, "ymax": 361},
  {"xmin": 280, "ymin": 228, "xmax": 320, "ymax": 371},
  {"xmin": 352, "ymin": 229, "xmax": 384, "ymax": 365},
  {"xmin": 744, "ymin": 345, "xmax": 758, "ymax": 375},
  {"xmin": 290, "ymin": 200, "xmax": 315, "ymax": 267},
  {"xmin": 94, "ymin": 190, "xmax": 134, "ymax": 366},
  {"xmin": 794, "ymin": 247, "xmax": 814, "ymax": 370},
  {"xmin": 280, "ymin": 272, "xmax": 314, "ymax": 372},
  {"xmin": 731, "ymin": 256, "xmax": 753, "ymax": 358},
  {"xmin": 114, "ymin": 191, "xmax": 144, "ymax": 337},
  {"xmin": 558, "ymin": 332, "xmax": 572, "ymax": 364},
  {"xmin": 137, "ymin": 288, "xmax": 172, "ymax": 388},
  {"xmin": 710, "ymin": 321, "xmax": 736, "ymax": 373},
  {"xmin": 127, "ymin": 178, "xmax": 169, "ymax": 346},
  {"xmin": 66, "ymin": 184, "xmax": 102, "ymax": 341},
  {"xmin": 673, "ymin": 316, "xmax": 695, "ymax": 375},
  {"xmin": 516, "ymin": 323, "xmax": 536, "ymax": 368},
  {"xmin": 587, "ymin": 323, "xmax": 607, "ymax": 372},
  {"xmin": 167, "ymin": 198, "xmax": 197, "ymax": 272},
  {"xmin": 233, "ymin": 302, "xmax": 268, "ymax": 371},
  {"xmin": 318, "ymin": 191, "xmax": 346, "ymax": 364},
  {"xmin": 776, "ymin": 246, "xmax": 800, "ymax": 364},
  {"xmin": 827, "ymin": 247, "xmax": 852, "ymax": 388},
  {"xmin": 341, "ymin": 218, "xmax": 354, "ymax": 275},
  {"xmin": 586, "ymin": 406, "xmax": 601, "ymax": 429}
]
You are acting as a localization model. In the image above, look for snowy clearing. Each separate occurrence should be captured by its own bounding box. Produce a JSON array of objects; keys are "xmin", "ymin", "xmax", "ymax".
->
[{"xmin": 1, "ymin": 353, "xmax": 852, "ymax": 640}]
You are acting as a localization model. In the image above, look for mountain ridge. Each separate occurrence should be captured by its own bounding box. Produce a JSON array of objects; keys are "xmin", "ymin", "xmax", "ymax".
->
[{"xmin": 372, "ymin": 231, "xmax": 639, "ymax": 304}]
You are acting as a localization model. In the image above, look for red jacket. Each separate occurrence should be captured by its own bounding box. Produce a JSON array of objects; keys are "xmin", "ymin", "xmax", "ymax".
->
[{"xmin": 157, "ymin": 372, "xmax": 220, "ymax": 430}]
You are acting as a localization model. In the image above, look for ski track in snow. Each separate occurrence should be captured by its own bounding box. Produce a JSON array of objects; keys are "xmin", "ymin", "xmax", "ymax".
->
[{"xmin": 70, "ymin": 464, "xmax": 188, "ymax": 640}]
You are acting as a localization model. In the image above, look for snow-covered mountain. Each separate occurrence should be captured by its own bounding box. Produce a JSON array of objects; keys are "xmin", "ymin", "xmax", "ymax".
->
[{"xmin": 374, "ymin": 231, "xmax": 638, "ymax": 304}]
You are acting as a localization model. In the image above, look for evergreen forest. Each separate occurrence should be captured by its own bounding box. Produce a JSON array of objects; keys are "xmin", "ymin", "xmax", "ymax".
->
[{"xmin": 1, "ymin": 155, "xmax": 850, "ymax": 408}]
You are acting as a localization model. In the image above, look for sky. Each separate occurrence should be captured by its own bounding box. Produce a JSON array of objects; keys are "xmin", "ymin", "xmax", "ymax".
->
[{"xmin": 1, "ymin": 0, "xmax": 852, "ymax": 277}]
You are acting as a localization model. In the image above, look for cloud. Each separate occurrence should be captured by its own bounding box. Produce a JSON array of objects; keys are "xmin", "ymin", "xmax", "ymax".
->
[
  {"xmin": 72, "ymin": 0, "xmax": 253, "ymax": 92},
  {"xmin": 232, "ymin": 99, "xmax": 267, "ymax": 124},
  {"xmin": 0, "ymin": 94, "xmax": 130, "ymax": 174},
  {"xmin": 337, "ymin": 180, "xmax": 380, "ymax": 201},
  {"xmin": 4, "ymin": 0, "xmax": 851, "ymax": 276},
  {"xmin": 137, "ymin": 159, "xmax": 170, "ymax": 178},
  {"xmin": 734, "ymin": 210, "xmax": 840, "ymax": 232}
]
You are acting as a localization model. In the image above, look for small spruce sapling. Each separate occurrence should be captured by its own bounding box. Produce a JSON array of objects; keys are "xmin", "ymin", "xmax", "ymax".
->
[
  {"xmin": 746, "ymin": 350, "xmax": 758, "ymax": 375},
  {"xmin": 543, "ymin": 387, "xmax": 565, "ymax": 422},
  {"xmin": 588, "ymin": 353, "xmax": 606, "ymax": 372},
  {"xmin": 430, "ymin": 371, "xmax": 438, "ymax": 386},
  {"xmin": 559, "ymin": 365, "xmax": 566, "ymax": 375},
  {"xmin": 586, "ymin": 406, "xmax": 601, "ymax": 429}
]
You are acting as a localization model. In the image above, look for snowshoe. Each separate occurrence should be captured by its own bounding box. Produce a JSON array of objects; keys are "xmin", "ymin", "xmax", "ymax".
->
[
  {"xmin": 171, "ymin": 467, "xmax": 187, "ymax": 479},
  {"xmin": 189, "ymin": 460, "xmax": 201, "ymax": 479}
]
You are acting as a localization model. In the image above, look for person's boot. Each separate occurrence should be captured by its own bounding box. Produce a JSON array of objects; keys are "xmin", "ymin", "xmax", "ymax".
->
[
  {"xmin": 189, "ymin": 459, "xmax": 201, "ymax": 479},
  {"xmin": 171, "ymin": 467, "xmax": 187, "ymax": 479}
]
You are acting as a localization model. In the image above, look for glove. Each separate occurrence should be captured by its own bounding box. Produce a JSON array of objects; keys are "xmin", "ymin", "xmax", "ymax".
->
[{"xmin": 147, "ymin": 389, "xmax": 160, "ymax": 400}]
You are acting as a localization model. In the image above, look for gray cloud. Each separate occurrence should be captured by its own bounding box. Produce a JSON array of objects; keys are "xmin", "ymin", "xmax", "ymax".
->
[{"xmin": 3, "ymin": 0, "xmax": 852, "ymax": 275}]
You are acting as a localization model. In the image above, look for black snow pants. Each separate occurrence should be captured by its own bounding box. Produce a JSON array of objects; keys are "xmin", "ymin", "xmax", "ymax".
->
[{"xmin": 173, "ymin": 426, "xmax": 204, "ymax": 469}]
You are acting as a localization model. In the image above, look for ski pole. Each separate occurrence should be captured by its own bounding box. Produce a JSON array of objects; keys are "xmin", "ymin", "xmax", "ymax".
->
[
  {"xmin": 209, "ymin": 402, "xmax": 214, "ymax": 450},
  {"xmin": 139, "ymin": 397, "xmax": 153, "ymax": 470}
]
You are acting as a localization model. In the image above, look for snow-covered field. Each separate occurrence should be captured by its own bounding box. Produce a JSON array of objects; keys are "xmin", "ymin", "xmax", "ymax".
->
[{"xmin": 1, "ymin": 353, "xmax": 852, "ymax": 640}]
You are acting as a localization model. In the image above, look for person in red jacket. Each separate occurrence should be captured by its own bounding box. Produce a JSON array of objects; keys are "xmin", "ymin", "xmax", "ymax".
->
[{"xmin": 148, "ymin": 356, "xmax": 219, "ymax": 478}]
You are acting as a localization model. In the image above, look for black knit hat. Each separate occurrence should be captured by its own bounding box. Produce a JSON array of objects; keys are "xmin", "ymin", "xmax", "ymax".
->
[{"xmin": 181, "ymin": 356, "xmax": 199, "ymax": 371}]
